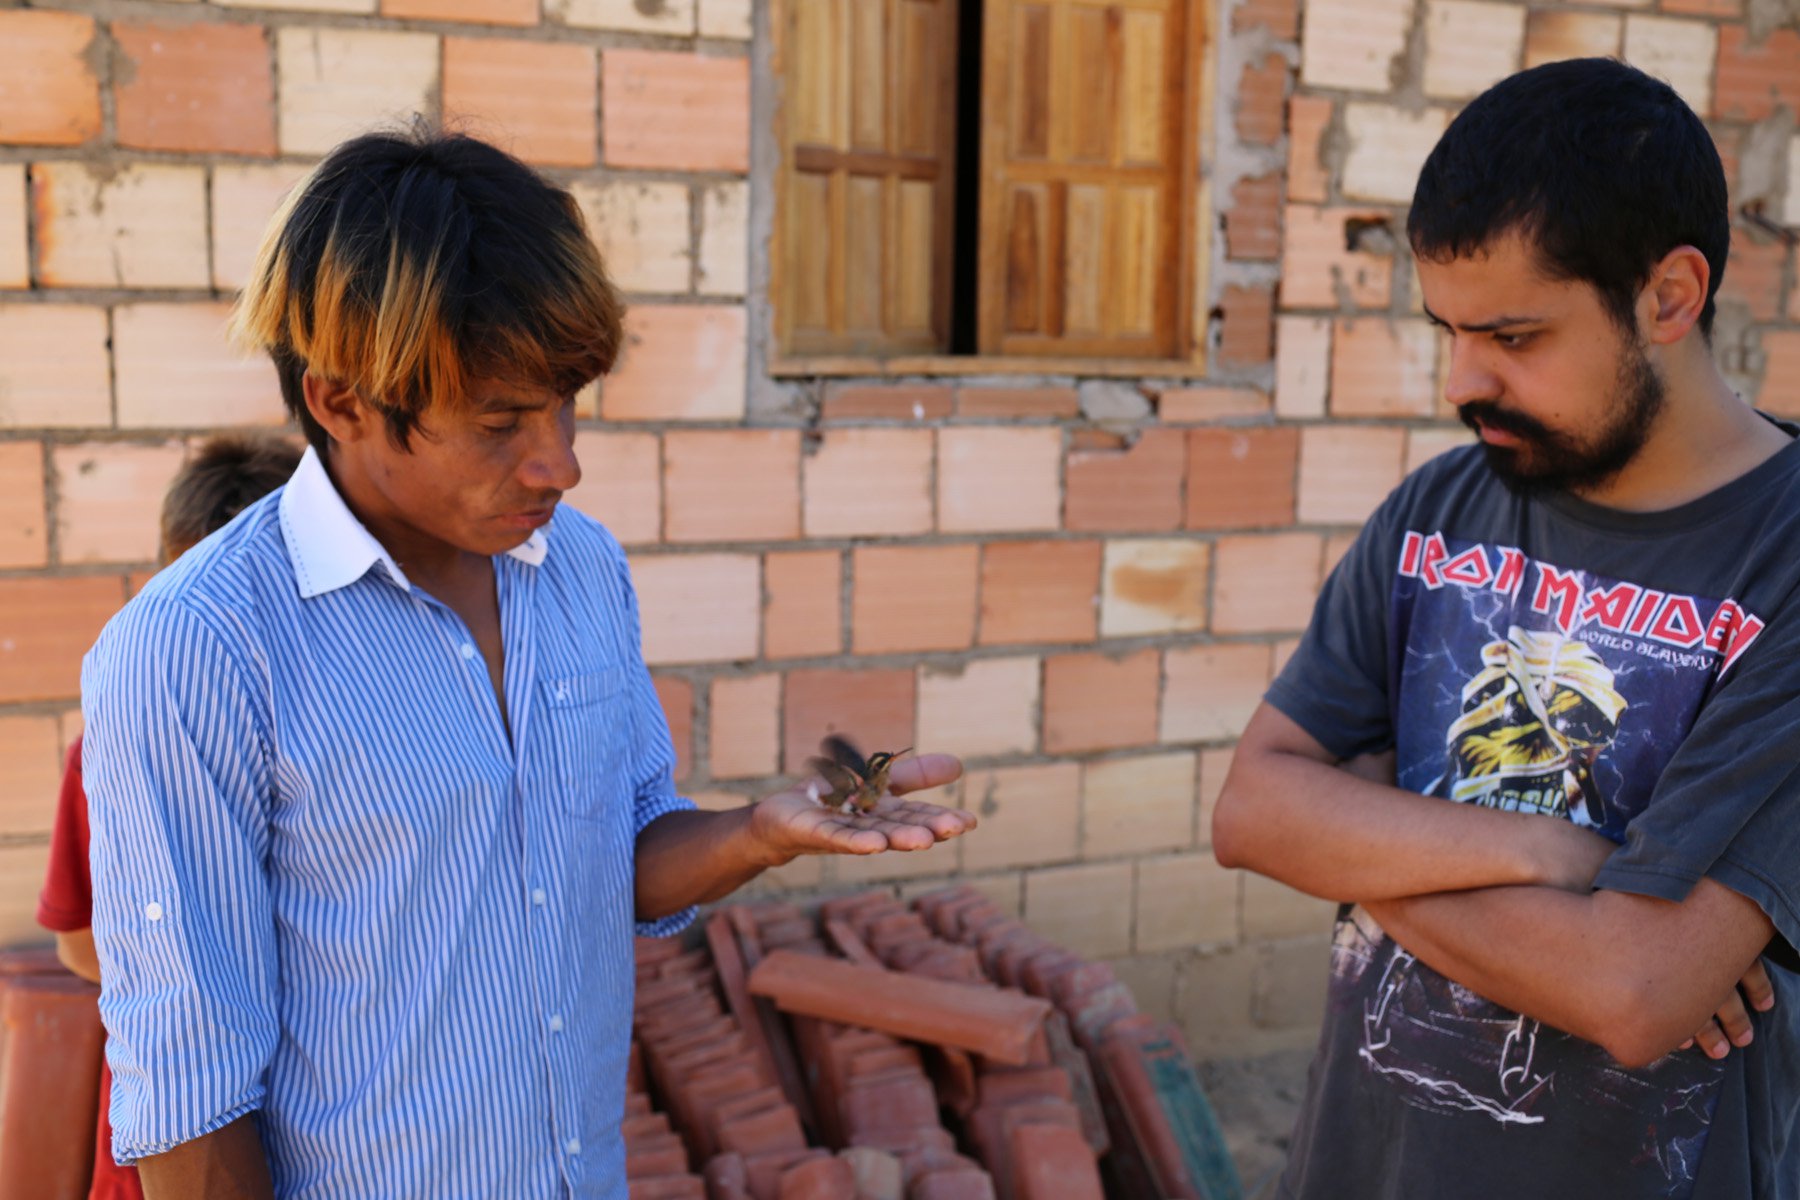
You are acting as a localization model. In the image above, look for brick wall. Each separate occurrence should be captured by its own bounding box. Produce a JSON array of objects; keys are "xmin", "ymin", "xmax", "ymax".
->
[{"xmin": 0, "ymin": 0, "xmax": 1793, "ymax": 1062}]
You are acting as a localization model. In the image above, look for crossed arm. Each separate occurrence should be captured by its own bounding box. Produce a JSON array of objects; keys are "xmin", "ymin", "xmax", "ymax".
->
[{"xmin": 1213, "ymin": 703, "xmax": 1775, "ymax": 1069}]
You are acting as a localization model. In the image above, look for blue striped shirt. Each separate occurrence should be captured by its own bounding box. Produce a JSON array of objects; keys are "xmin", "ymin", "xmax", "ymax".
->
[{"xmin": 80, "ymin": 446, "xmax": 695, "ymax": 1199}]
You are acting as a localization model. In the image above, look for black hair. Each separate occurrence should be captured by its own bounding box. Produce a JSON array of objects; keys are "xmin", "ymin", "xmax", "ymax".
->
[
  {"xmin": 1409, "ymin": 58, "xmax": 1729, "ymax": 339},
  {"xmin": 232, "ymin": 126, "xmax": 623, "ymax": 455}
]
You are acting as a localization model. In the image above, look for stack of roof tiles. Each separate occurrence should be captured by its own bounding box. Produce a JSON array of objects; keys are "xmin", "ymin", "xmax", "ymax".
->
[{"xmin": 633, "ymin": 886, "xmax": 1241, "ymax": 1200}]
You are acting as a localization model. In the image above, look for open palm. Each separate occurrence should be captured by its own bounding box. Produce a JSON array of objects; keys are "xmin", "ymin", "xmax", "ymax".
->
[{"xmin": 750, "ymin": 752, "xmax": 975, "ymax": 859}]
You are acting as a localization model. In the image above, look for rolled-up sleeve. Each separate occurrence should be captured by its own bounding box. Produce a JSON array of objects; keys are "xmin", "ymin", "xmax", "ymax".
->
[{"xmin": 82, "ymin": 597, "xmax": 279, "ymax": 1163}]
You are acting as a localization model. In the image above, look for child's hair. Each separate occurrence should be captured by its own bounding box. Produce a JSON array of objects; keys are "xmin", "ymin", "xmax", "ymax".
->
[
  {"xmin": 161, "ymin": 436, "xmax": 304, "ymax": 561},
  {"xmin": 229, "ymin": 125, "xmax": 623, "ymax": 455}
]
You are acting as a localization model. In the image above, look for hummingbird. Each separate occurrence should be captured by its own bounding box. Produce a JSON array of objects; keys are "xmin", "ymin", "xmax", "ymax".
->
[{"xmin": 805, "ymin": 734, "xmax": 910, "ymax": 814}]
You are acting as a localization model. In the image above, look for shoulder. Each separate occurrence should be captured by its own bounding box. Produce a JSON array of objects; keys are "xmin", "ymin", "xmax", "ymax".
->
[{"xmin": 90, "ymin": 498, "xmax": 288, "ymax": 676}]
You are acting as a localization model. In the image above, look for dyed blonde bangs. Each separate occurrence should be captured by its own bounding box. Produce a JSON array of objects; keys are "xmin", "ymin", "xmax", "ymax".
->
[{"xmin": 230, "ymin": 164, "xmax": 622, "ymax": 425}]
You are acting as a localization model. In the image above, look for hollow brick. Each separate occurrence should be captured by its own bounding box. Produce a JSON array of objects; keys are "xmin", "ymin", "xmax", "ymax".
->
[
  {"xmin": 820, "ymin": 384, "xmax": 952, "ymax": 422},
  {"xmin": 1184, "ymin": 427, "xmax": 1298, "ymax": 530},
  {"xmin": 114, "ymin": 21, "xmax": 276, "ymax": 156},
  {"xmin": 915, "ymin": 657, "xmax": 1039, "ymax": 763},
  {"xmin": 276, "ymin": 29, "xmax": 437, "ymax": 156},
  {"xmin": 1329, "ymin": 317, "xmax": 1438, "ymax": 418},
  {"xmin": 1136, "ymin": 853, "xmax": 1240, "ymax": 952},
  {"xmin": 850, "ymin": 545, "xmax": 978, "ymax": 655},
  {"xmin": 1023, "ymin": 862, "xmax": 1134, "ymax": 959},
  {"xmin": 0, "ymin": 576, "xmax": 125, "ymax": 704},
  {"xmin": 763, "ymin": 549, "xmax": 842, "ymax": 659},
  {"xmin": 710, "ymin": 673, "xmax": 780, "ymax": 779},
  {"xmin": 443, "ymin": 38, "xmax": 597, "ymax": 168},
  {"xmin": 0, "ymin": 444, "xmax": 46, "ymax": 570},
  {"xmin": 382, "ymin": 0, "xmax": 536, "ymax": 25},
  {"xmin": 602, "ymin": 49, "xmax": 749, "ymax": 172},
  {"xmin": 1211, "ymin": 533, "xmax": 1322, "ymax": 635},
  {"xmin": 937, "ymin": 427, "xmax": 1061, "ymax": 535},
  {"xmin": 1279, "ymin": 206, "xmax": 1394, "ymax": 310},
  {"xmin": 1160, "ymin": 642, "xmax": 1273, "ymax": 744},
  {"xmin": 1421, "ymin": 0, "xmax": 1524, "ymax": 101},
  {"xmin": 629, "ymin": 551, "xmax": 760, "ymax": 665},
  {"xmin": 0, "ymin": 716, "xmax": 64, "ymax": 838},
  {"xmin": 664, "ymin": 430, "xmax": 801, "ymax": 543},
  {"xmin": 33, "ymin": 163, "xmax": 209, "ymax": 290},
  {"xmin": 0, "ymin": 165, "xmax": 22, "ymax": 290},
  {"xmin": 113, "ymin": 303, "xmax": 286, "ymax": 429},
  {"xmin": 801, "ymin": 429, "xmax": 934, "ymax": 537},
  {"xmin": 1340, "ymin": 104, "xmax": 1450, "ymax": 205},
  {"xmin": 0, "ymin": 12, "xmax": 102, "ymax": 146},
  {"xmin": 1296, "ymin": 425, "xmax": 1406, "ymax": 526},
  {"xmin": 699, "ymin": 0, "xmax": 753, "ymax": 38},
  {"xmin": 699, "ymin": 182, "xmax": 749, "ymax": 297},
  {"xmin": 780, "ymin": 667, "xmax": 914, "ymax": 774},
  {"xmin": 1234, "ymin": 54, "xmax": 1288, "ymax": 148},
  {"xmin": 564, "ymin": 430, "xmax": 661, "ymax": 546},
  {"xmin": 1081, "ymin": 751, "xmax": 1197, "ymax": 859},
  {"xmin": 1274, "ymin": 316, "xmax": 1331, "ymax": 419},
  {"xmin": 602, "ymin": 305, "xmax": 747, "ymax": 421},
  {"xmin": 1523, "ymin": 11, "xmax": 1622, "ymax": 69},
  {"xmin": 550, "ymin": 0, "xmax": 695, "ymax": 32},
  {"xmin": 978, "ymin": 540, "xmax": 1100, "ymax": 646},
  {"xmin": 211, "ymin": 164, "xmax": 308, "ymax": 292},
  {"xmin": 1714, "ymin": 24, "xmax": 1800, "ymax": 121},
  {"xmin": 1621, "ymin": 16, "xmax": 1715, "ymax": 117},
  {"xmin": 0, "ymin": 306, "xmax": 111, "ymax": 429},
  {"xmin": 1065, "ymin": 428, "xmax": 1184, "ymax": 532},
  {"xmin": 1042, "ymin": 648, "xmax": 1159, "ymax": 755},
  {"xmin": 1099, "ymin": 540, "xmax": 1209, "ymax": 638},
  {"xmin": 653, "ymin": 675, "xmax": 693, "ymax": 783},
  {"xmin": 52, "ymin": 440, "xmax": 188, "ymax": 566},
  {"xmin": 1299, "ymin": 0, "xmax": 1412, "ymax": 92}
]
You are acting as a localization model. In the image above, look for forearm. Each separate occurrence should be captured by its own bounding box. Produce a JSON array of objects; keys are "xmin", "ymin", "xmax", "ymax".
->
[
  {"xmin": 1214, "ymin": 747, "xmax": 1580, "ymax": 902},
  {"xmin": 1367, "ymin": 880, "xmax": 1771, "ymax": 1067},
  {"xmin": 634, "ymin": 807, "xmax": 780, "ymax": 921},
  {"xmin": 55, "ymin": 930, "xmax": 103, "ymax": 985},
  {"xmin": 137, "ymin": 1115, "xmax": 273, "ymax": 1200}
]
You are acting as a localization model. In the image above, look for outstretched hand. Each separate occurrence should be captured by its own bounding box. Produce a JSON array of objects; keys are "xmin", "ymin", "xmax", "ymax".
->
[{"xmin": 749, "ymin": 752, "xmax": 974, "ymax": 862}]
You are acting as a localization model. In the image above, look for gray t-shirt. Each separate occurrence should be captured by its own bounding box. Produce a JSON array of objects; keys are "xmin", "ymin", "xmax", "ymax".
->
[{"xmin": 1267, "ymin": 427, "xmax": 1800, "ymax": 1200}]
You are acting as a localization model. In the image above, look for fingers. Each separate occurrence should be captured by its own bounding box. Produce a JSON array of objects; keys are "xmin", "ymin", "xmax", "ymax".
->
[
  {"xmin": 1691, "ymin": 1017, "xmax": 1733, "ymax": 1061},
  {"xmin": 1740, "ymin": 960, "xmax": 1776, "ymax": 1014},
  {"xmin": 886, "ymin": 753, "xmax": 964, "ymax": 796}
]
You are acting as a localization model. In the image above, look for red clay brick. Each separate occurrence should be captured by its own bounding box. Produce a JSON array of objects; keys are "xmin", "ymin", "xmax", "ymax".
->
[
  {"xmin": 821, "ymin": 383, "xmax": 952, "ymax": 422},
  {"xmin": 383, "ymin": 0, "xmax": 536, "ymax": 24},
  {"xmin": 781, "ymin": 667, "xmax": 914, "ymax": 773},
  {"xmin": 565, "ymin": 430, "xmax": 660, "ymax": 545},
  {"xmin": 710, "ymin": 673, "xmax": 780, "ymax": 779},
  {"xmin": 1663, "ymin": 0, "xmax": 1740, "ymax": 12},
  {"xmin": 916, "ymin": 656, "xmax": 1039, "ymax": 763},
  {"xmin": 0, "ymin": 13, "xmax": 102, "ymax": 146},
  {"xmin": 802, "ymin": 429, "xmax": 935, "ymax": 537},
  {"xmin": 1155, "ymin": 387, "xmax": 1270, "ymax": 423},
  {"xmin": 1297, "ymin": 426, "xmax": 1406, "ymax": 525},
  {"xmin": 52, "ymin": 440, "xmax": 188, "ymax": 565},
  {"xmin": 851, "ymin": 545, "xmax": 979, "ymax": 655},
  {"xmin": 602, "ymin": 305, "xmax": 746, "ymax": 421},
  {"xmin": 0, "ymin": 717, "xmax": 63, "ymax": 837},
  {"xmin": 937, "ymin": 428, "xmax": 1062, "ymax": 534},
  {"xmin": 1279, "ymin": 205, "xmax": 1394, "ymax": 310},
  {"xmin": 33, "ymin": 165, "xmax": 209, "ymax": 290},
  {"xmin": 0, "ymin": 165, "xmax": 22, "ymax": 290},
  {"xmin": 114, "ymin": 21, "xmax": 275, "ymax": 156},
  {"xmin": 1714, "ymin": 24, "xmax": 1800, "ymax": 121},
  {"xmin": 1719, "ymin": 229, "xmax": 1788, "ymax": 322},
  {"xmin": 629, "ymin": 552, "xmax": 760, "ymax": 665},
  {"xmin": 0, "ymin": 443, "xmax": 46, "ymax": 569},
  {"xmin": 763, "ymin": 549, "xmax": 842, "ymax": 659},
  {"xmin": 603, "ymin": 49, "xmax": 749, "ymax": 171},
  {"xmin": 1226, "ymin": 172, "xmax": 1283, "ymax": 262},
  {"xmin": 1235, "ymin": 53, "xmax": 1288, "ymax": 148},
  {"xmin": 113, "ymin": 303, "xmax": 285, "ymax": 428},
  {"xmin": 443, "ymin": 38, "xmax": 596, "ymax": 167},
  {"xmin": 978, "ymin": 541, "xmax": 1101, "ymax": 646},
  {"xmin": 1233, "ymin": 0, "xmax": 1298, "ymax": 39},
  {"xmin": 1041, "ymin": 648, "xmax": 1159, "ymax": 755},
  {"xmin": 664, "ymin": 430, "xmax": 801, "ymax": 542},
  {"xmin": 653, "ymin": 675, "xmax": 693, "ymax": 782},
  {"xmin": 1286, "ymin": 96, "xmax": 1332, "ymax": 204},
  {"xmin": 1758, "ymin": 330, "xmax": 1800, "ymax": 419},
  {"xmin": 953, "ymin": 387, "xmax": 1080, "ymax": 419},
  {"xmin": 1065, "ymin": 429, "xmax": 1185, "ymax": 533},
  {"xmin": 210, "ymin": 165, "xmax": 307, "ymax": 292},
  {"xmin": 1211, "ymin": 533, "xmax": 1322, "ymax": 635},
  {"xmin": 1215, "ymin": 283, "xmax": 1275, "ymax": 368},
  {"xmin": 1329, "ymin": 317, "xmax": 1438, "ymax": 417},
  {"xmin": 1099, "ymin": 540, "xmax": 1208, "ymax": 637},
  {"xmin": 0, "ymin": 577, "xmax": 125, "ymax": 703},
  {"xmin": 1161, "ymin": 643, "xmax": 1273, "ymax": 743},
  {"xmin": 1523, "ymin": 11, "xmax": 1621, "ymax": 69},
  {"xmin": 1184, "ymin": 427, "xmax": 1298, "ymax": 530}
]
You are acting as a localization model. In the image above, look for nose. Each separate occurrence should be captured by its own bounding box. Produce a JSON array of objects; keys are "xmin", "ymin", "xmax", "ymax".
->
[
  {"xmin": 1441, "ymin": 336, "xmax": 1499, "ymax": 409},
  {"xmin": 522, "ymin": 415, "xmax": 581, "ymax": 494}
]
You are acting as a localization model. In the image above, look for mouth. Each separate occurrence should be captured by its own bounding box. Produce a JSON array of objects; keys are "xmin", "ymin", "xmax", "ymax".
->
[
  {"xmin": 500, "ymin": 505, "xmax": 557, "ymax": 530},
  {"xmin": 1471, "ymin": 420, "xmax": 1526, "ymax": 449}
]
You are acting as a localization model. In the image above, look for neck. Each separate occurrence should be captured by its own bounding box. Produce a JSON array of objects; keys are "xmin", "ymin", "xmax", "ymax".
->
[
  {"xmin": 1573, "ymin": 353, "xmax": 1789, "ymax": 512},
  {"xmin": 322, "ymin": 447, "xmax": 486, "ymax": 590}
]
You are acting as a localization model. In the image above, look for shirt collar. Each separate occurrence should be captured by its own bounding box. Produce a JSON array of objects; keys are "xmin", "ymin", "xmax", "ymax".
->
[{"xmin": 279, "ymin": 445, "xmax": 549, "ymax": 600}]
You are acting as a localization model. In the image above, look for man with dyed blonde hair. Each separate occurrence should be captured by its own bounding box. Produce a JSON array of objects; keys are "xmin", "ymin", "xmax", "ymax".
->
[{"xmin": 80, "ymin": 128, "xmax": 974, "ymax": 1200}]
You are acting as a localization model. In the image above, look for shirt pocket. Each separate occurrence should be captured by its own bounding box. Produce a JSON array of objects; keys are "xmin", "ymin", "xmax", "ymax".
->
[{"xmin": 539, "ymin": 668, "xmax": 630, "ymax": 821}]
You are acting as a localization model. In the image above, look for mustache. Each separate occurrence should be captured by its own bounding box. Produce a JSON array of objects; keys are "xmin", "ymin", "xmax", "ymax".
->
[{"xmin": 1458, "ymin": 401, "xmax": 1555, "ymax": 442}]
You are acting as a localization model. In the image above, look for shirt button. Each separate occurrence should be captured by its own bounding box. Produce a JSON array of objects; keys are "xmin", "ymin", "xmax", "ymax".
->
[
  {"xmin": 564, "ymin": 1138, "xmax": 581, "ymax": 1156},
  {"xmin": 548, "ymin": 1014, "xmax": 564, "ymax": 1032},
  {"xmin": 143, "ymin": 901, "xmax": 164, "ymax": 922},
  {"xmin": 459, "ymin": 642, "xmax": 477, "ymax": 660},
  {"xmin": 531, "ymin": 888, "xmax": 547, "ymax": 907}
]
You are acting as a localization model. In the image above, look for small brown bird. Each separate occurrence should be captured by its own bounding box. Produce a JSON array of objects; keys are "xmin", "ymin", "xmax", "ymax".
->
[{"xmin": 806, "ymin": 734, "xmax": 910, "ymax": 814}]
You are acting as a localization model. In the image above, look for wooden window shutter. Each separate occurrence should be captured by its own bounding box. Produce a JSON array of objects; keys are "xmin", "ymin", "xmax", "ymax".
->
[
  {"xmin": 776, "ymin": 0, "xmax": 960, "ymax": 357},
  {"xmin": 977, "ymin": 0, "xmax": 1196, "ymax": 359}
]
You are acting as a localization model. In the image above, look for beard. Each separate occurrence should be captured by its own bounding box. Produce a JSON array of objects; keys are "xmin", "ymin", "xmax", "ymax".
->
[{"xmin": 1459, "ymin": 337, "xmax": 1666, "ymax": 499}]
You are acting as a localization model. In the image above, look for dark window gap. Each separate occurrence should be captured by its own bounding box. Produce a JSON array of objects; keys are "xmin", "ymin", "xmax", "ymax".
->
[{"xmin": 949, "ymin": 0, "xmax": 985, "ymax": 355}]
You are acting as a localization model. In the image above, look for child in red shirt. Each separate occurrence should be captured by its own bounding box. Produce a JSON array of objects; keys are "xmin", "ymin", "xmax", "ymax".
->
[{"xmin": 36, "ymin": 436, "xmax": 302, "ymax": 1200}]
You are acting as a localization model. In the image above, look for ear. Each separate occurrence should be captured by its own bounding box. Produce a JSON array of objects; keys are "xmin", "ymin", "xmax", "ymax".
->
[
  {"xmin": 301, "ymin": 371, "xmax": 374, "ymax": 445},
  {"xmin": 1641, "ymin": 245, "xmax": 1710, "ymax": 346}
]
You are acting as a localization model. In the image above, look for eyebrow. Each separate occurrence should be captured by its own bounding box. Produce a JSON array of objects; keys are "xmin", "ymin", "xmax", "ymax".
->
[
  {"xmin": 472, "ymin": 391, "xmax": 560, "ymax": 414},
  {"xmin": 1421, "ymin": 305, "xmax": 1549, "ymax": 333}
]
